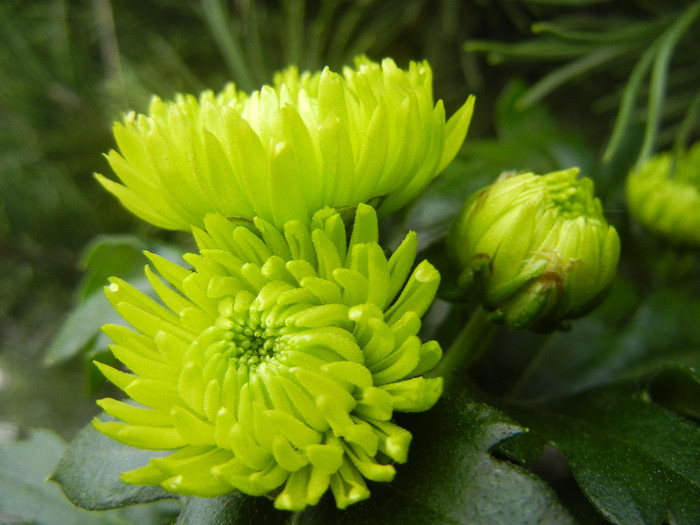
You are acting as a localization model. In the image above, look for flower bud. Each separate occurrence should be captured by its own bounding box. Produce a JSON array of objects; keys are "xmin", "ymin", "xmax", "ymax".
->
[
  {"xmin": 626, "ymin": 142, "xmax": 700, "ymax": 246},
  {"xmin": 448, "ymin": 168, "xmax": 620, "ymax": 331},
  {"xmin": 97, "ymin": 56, "xmax": 474, "ymax": 231},
  {"xmin": 93, "ymin": 204, "xmax": 443, "ymax": 511}
]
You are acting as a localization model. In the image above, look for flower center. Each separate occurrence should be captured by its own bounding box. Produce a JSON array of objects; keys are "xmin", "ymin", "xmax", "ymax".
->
[
  {"xmin": 214, "ymin": 298, "xmax": 286, "ymax": 368},
  {"xmin": 540, "ymin": 171, "xmax": 600, "ymax": 220}
]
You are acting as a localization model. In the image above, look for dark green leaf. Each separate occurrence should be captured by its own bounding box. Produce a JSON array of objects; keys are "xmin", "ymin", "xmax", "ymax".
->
[
  {"xmin": 43, "ymin": 289, "xmax": 124, "ymax": 366},
  {"xmin": 509, "ymin": 286, "xmax": 700, "ymax": 401},
  {"xmin": 44, "ymin": 238, "xmax": 185, "ymax": 366},
  {"xmin": 492, "ymin": 429, "xmax": 546, "ymax": 466},
  {"xmin": 79, "ymin": 235, "xmax": 148, "ymax": 300},
  {"xmin": 513, "ymin": 380, "xmax": 700, "ymax": 524},
  {"xmin": 300, "ymin": 394, "xmax": 573, "ymax": 524},
  {"xmin": 649, "ymin": 367, "xmax": 700, "ymax": 421},
  {"xmin": 50, "ymin": 417, "xmax": 172, "ymax": 511},
  {"xmin": 176, "ymin": 495, "xmax": 287, "ymax": 525},
  {"xmin": 175, "ymin": 394, "xmax": 573, "ymax": 525}
]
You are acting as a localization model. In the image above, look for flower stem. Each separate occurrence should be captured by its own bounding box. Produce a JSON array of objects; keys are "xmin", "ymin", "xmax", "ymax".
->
[{"xmin": 432, "ymin": 306, "xmax": 497, "ymax": 392}]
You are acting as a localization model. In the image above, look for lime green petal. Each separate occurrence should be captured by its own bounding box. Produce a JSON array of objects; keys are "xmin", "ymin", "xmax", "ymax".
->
[
  {"xmin": 94, "ymin": 361, "xmax": 137, "ymax": 391},
  {"xmin": 93, "ymin": 419, "xmax": 187, "ymax": 450},
  {"xmin": 109, "ymin": 298, "xmax": 191, "ymax": 341},
  {"xmin": 386, "ymin": 231, "xmax": 418, "ymax": 301},
  {"xmin": 144, "ymin": 266, "xmax": 192, "ymax": 315},
  {"xmin": 389, "ymin": 311, "xmax": 421, "ymax": 348},
  {"xmin": 109, "ymin": 344, "xmax": 175, "ymax": 382},
  {"xmin": 411, "ymin": 340, "xmax": 443, "ymax": 377},
  {"xmin": 370, "ymin": 335, "xmax": 421, "ymax": 385},
  {"xmin": 300, "ymin": 276, "xmax": 342, "ymax": 304},
  {"xmin": 379, "ymin": 376, "xmax": 443, "ymax": 412},
  {"xmin": 385, "ymin": 260, "xmax": 440, "ymax": 324},
  {"xmin": 125, "ymin": 378, "xmax": 182, "ymax": 410},
  {"xmin": 280, "ymin": 105, "xmax": 322, "ymax": 212},
  {"xmin": 286, "ymin": 327, "xmax": 363, "ymax": 363},
  {"xmin": 120, "ymin": 462, "xmax": 168, "ymax": 485},
  {"xmin": 293, "ymin": 372, "xmax": 357, "ymax": 414},
  {"xmin": 101, "ymin": 324, "xmax": 158, "ymax": 356},
  {"xmin": 332, "ymin": 268, "xmax": 369, "ymax": 306},
  {"xmin": 285, "ymin": 220, "xmax": 316, "ymax": 263},
  {"xmin": 310, "ymin": 229, "xmax": 343, "ymax": 281},
  {"xmin": 274, "ymin": 468, "xmax": 312, "ymax": 511},
  {"xmin": 286, "ymin": 304, "xmax": 350, "ymax": 329},
  {"xmin": 215, "ymin": 459, "xmax": 288, "ymax": 497},
  {"xmin": 329, "ymin": 460, "xmax": 370, "ymax": 510},
  {"xmin": 343, "ymin": 442, "xmax": 395, "ymax": 482},
  {"xmin": 265, "ymin": 409, "xmax": 322, "ymax": 449},
  {"xmin": 97, "ymin": 398, "xmax": 173, "ymax": 427},
  {"xmin": 171, "ymin": 405, "xmax": 216, "ymax": 445},
  {"xmin": 228, "ymin": 422, "xmax": 272, "ymax": 470},
  {"xmin": 354, "ymin": 101, "xmax": 389, "ymax": 199},
  {"xmin": 143, "ymin": 252, "xmax": 191, "ymax": 293},
  {"xmin": 201, "ymin": 129, "xmax": 254, "ymax": 217},
  {"xmin": 157, "ymin": 449, "xmax": 234, "ymax": 497},
  {"xmin": 232, "ymin": 226, "xmax": 274, "ymax": 266},
  {"xmin": 369, "ymin": 419, "xmax": 412, "ymax": 463},
  {"xmin": 305, "ymin": 441, "xmax": 344, "ymax": 473},
  {"xmin": 437, "ymin": 95, "xmax": 475, "ymax": 173},
  {"xmin": 269, "ymin": 140, "xmax": 309, "ymax": 227},
  {"xmin": 318, "ymin": 114, "xmax": 355, "ymax": 205},
  {"xmin": 320, "ymin": 361, "xmax": 373, "ymax": 389},
  {"xmin": 272, "ymin": 434, "xmax": 309, "ymax": 472},
  {"xmin": 274, "ymin": 376, "xmax": 329, "ymax": 433},
  {"xmin": 95, "ymin": 174, "xmax": 184, "ymax": 231},
  {"xmin": 353, "ymin": 387, "xmax": 393, "ymax": 421},
  {"xmin": 228, "ymin": 116, "xmax": 273, "ymax": 221}
]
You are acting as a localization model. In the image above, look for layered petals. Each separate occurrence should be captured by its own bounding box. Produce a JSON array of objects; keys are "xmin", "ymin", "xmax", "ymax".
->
[
  {"xmin": 626, "ymin": 142, "xmax": 700, "ymax": 246},
  {"xmin": 97, "ymin": 57, "xmax": 474, "ymax": 231},
  {"xmin": 94, "ymin": 204, "xmax": 443, "ymax": 510},
  {"xmin": 449, "ymin": 169, "xmax": 620, "ymax": 331}
]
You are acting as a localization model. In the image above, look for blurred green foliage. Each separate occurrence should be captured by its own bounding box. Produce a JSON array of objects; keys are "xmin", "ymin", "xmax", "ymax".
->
[{"xmin": 1, "ymin": 1, "xmax": 698, "ymax": 524}]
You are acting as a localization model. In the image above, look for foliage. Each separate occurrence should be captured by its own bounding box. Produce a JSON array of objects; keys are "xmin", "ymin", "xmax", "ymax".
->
[
  {"xmin": 465, "ymin": 0, "xmax": 700, "ymax": 167},
  {"xmin": 1, "ymin": 1, "xmax": 698, "ymax": 524}
]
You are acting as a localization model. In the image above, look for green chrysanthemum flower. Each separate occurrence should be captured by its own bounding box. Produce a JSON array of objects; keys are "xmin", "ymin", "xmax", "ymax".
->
[
  {"xmin": 626, "ymin": 142, "xmax": 700, "ymax": 246},
  {"xmin": 96, "ymin": 56, "xmax": 474, "ymax": 231},
  {"xmin": 93, "ymin": 204, "xmax": 443, "ymax": 511},
  {"xmin": 448, "ymin": 168, "xmax": 620, "ymax": 331}
]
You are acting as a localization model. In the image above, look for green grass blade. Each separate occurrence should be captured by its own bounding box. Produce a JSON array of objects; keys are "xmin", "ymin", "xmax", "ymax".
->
[
  {"xmin": 518, "ymin": 44, "xmax": 632, "ymax": 109},
  {"xmin": 199, "ymin": 0, "xmax": 255, "ymax": 90},
  {"xmin": 465, "ymin": 38, "xmax": 599, "ymax": 63},
  {"xmin": 531, "ymin": 17, "xmax": 667, "ymax": 45},
  {"xmin": 636, "ymin": 2, "xmax": 700, "ymax": 168},
  {"xmin": 673, "ymin": 88, "xmax": 700, "ymax": 158},
  {"xmin": 282, "ymin": 0, "xmax": 305, "ymax": 67}
]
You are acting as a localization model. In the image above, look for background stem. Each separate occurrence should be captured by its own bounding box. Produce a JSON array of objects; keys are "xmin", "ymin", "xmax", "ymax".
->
[{"xmin": 432, "ymin": 306, "xmax": 498, "ymax": 392}]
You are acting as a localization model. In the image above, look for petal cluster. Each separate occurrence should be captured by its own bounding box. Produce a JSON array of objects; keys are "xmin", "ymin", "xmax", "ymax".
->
[
  {"xmin": 448, "ymin": 168, "xmax": 620, "ymax": 331},
  {"xmin": 94, "ymin": 204, "xmax": 443, "ymax": 511},
  {"xmin": 626, "ymin": 142, "xmax": 700, "ymax": 246},
  {"xmin": 96, "ymin": 57, "xmax": 475, "ymax": 231}
]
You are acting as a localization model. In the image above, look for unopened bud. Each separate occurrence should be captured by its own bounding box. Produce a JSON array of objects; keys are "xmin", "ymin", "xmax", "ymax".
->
[
  {"xmin": 626, "ymin": 142, "xmax": 700, "ymax": 246},
  {"xmin": 449, "ymin": 168, "xmax": 620, "ymax": 331}
]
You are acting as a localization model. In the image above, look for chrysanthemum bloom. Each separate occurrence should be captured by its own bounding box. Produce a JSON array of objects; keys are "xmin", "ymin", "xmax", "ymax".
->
[
  {"xmin": 95, "ymin": 56, "xmax": 474, "ymax": 231},
  {"xmin": 448, "ymin": 168, "xmax": 620, "ymax": 331},
  {"xmin": 93, "ymin": 204, "xmax": 443, "ymax": 511},
  {"xmin": 626, "ymin": 142, "xmax": 700, "ymax": 246}
]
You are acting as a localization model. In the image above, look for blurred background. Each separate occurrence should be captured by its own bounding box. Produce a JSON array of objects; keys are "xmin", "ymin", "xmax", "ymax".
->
[{"xmin": 1, "ymin": 0, "xmax": 699, "ymax": 522}]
